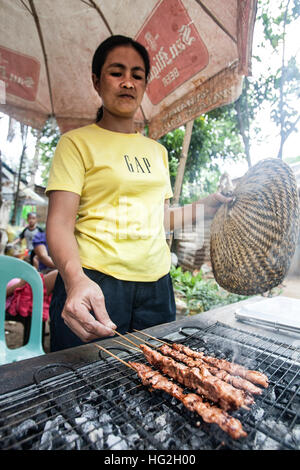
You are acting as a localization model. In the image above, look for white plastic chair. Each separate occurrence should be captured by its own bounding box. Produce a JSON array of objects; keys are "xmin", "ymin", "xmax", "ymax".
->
[{"xmin": 0, "ymin": 255, "xmax": 45, "ymax": 364}]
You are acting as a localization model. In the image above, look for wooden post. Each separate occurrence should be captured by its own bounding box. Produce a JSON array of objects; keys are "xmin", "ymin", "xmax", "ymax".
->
[
  {"xmin": 172, "ymin": 119, "xmax": 194, "ymax": 205},
  {"xmin": 168, "ymin": 119, "xmax": 194, "ymax": 248}
]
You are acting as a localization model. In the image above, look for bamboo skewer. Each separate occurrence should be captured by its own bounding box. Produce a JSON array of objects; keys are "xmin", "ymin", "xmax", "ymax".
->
[
  {"xmin": 95, "ymin": 343, "xmax": 143, "ymax": 392},
  {"xmin": 113, "ymin": 339, "xmax": 140, "ymax": 352},
  {"xmin": 113, "ymin": 330, "xmax": 142, "ymax": 349},
  {"xmin": 112, "ymin": 329, "xmax": 163, "ymax": 351},
  {"xmin": 132, "ymin": 329, "xmax": 171, "ymax": 345},
  {"xmin": 127, "ymin": 332, "xmax": 159, "ymax": 349},
  {"xmin": 94, "ymin": 343, "xmax": 134, "ymax": 369}
]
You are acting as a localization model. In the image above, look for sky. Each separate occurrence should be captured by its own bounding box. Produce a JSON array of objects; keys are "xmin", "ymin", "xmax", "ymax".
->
[
  {"xmin": 0, "ymin": 3, "xmax": 300, "ymax": 184},
  {"xmin": 218, "ymin": 10, "xmax": 300, "ymax": 178}
]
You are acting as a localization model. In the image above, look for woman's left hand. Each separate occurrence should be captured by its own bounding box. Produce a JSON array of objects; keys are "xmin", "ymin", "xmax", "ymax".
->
[{"xmin": 199, "ymin": 192, "xmax": 233, "ymax": 219}]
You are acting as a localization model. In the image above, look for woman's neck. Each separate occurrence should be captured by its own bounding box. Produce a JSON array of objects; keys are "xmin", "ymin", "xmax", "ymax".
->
[{"xmin": 96, "ymin": 111, "xmax": 136, "ymax": 134}]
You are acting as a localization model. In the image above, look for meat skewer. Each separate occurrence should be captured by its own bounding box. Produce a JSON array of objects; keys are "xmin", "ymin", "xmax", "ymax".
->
[
  {"xmin": 172, "ymin": 343, "xmax": 269, "ymax": 388},
  {"xmin": 139, "ymin": 344, "xmax": 254, "ymax": 411},
  {"xmin": 129, "ymin": 361, "xmax": 247, "ymax": 440},
  {"xmin": 159, "ymin": 344, "xmax": 263, "ymax": 396}
]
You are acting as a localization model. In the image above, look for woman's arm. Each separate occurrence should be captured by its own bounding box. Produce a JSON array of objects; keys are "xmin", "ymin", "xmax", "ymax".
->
[
  {"xmin": 164, "ymin": 192, "xmax": 232, "ymax": 232},
  {"xmin": 46, "ymin": 190, "xmax": 116, "ymax": 342}
]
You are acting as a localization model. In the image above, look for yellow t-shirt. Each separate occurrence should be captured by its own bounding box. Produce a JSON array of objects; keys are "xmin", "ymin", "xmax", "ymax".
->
[{"xmin": 46, "ymin": 124, "xmax": 173, "ymax": 282}]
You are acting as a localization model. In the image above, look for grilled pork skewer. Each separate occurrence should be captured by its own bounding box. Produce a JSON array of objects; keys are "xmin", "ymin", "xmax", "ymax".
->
[
  {"xmin": 129, "ymin": 361, "xmax": 247, "ymax": 440},
  {"xmin": 159, "ymin": 344, "xmax": 262, "ymax": 396},
  {"xmin": 140, "ymin": 344, "xmax": 254, "ymax": 411},
  {"xmin": 172, "ymin": 344, "xmax": 269, "ymax": 388}
]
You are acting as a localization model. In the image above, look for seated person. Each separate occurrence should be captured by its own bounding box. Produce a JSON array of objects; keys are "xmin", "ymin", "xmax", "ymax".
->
[
  {"xmin": 32, "ymin": 231, "xmax": 56, "ymax": 274},
  {"xmin": 6, "ymin": 270, "xmax": 58, "ymax": 322},
  {"xmin": 10, "ymin": 212, "xmax": 43, "ymax": 264}
]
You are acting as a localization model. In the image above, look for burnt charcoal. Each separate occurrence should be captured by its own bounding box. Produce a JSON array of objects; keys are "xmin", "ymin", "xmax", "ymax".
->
[
  {"xmin": 85, "ymin": 390, "xmax": 99, "ymax": 403},
  {"xmin": 162, "ymin": 437, "xmax": 177, "ymax": 449},
  {"xmin": 154, "ymin": 429, "xmax": 169, "ymax": 443},
  {"xmin": 14, "ymin": 418, "xmax": 37, "ymax": 439},
  {"xmin": 125, "ymin": 429, "xmax": 140, "ymax": 447},
  {"xmin": 254, "ymin": 430, "xmax": 281, "ymax": 450},
  {"xmin": 81, "ymin": 403, "xmax": 98, "ymax": 420},
  {"xmin": 252, "ymin": 407, "xmax": 265, "ymax": 422},
  {"xmin": 106, "ymin": 433, "xmax": 129, "ymax": 450},
  {"xmin": 155, "ymin": 413, "xmax": 167, "ymax": 428},
  {"xmin": 189, "ymin": 430, "xmax": 209, "ymax": 448},
  {"xmin": 143, "ymin": 412, "xmax": 157, "ymax": 431},
  {"xmin": 83, "ymin": 424, "xmax": 104, "ymax": 449},
  {"xmin": 98, "ymin": 412, "xmax": 113, "ymax": 434}
]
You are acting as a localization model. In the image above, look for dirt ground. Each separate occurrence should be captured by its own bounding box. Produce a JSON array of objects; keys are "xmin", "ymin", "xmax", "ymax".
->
[
  {"xmin": 5, "ymin": 317, "xmax": 51, "ymax": 353},
  {"xmin": 4, "ymin": 275, "xmax": 300, "ymax": 355}
]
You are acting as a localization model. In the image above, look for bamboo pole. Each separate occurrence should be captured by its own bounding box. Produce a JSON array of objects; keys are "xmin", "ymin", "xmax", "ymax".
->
[
  {"xmin": 172, "ymin": 119, "xmax": 194, "ymax": 205},
  {"xmin": 168, "ymin": 119, "xmax": 194, "ymax": 248}
]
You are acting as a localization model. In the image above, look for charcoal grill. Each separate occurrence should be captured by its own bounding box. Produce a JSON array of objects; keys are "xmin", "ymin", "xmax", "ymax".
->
[{"xmin": 0, "ymin": 321, "xmax": 299, "ymax": 450}]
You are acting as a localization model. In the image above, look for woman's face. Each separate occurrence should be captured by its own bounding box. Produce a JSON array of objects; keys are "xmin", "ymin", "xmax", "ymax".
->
[{"xmin": 93, "ymin": 45, "xmax": 147, "ymax": 119}]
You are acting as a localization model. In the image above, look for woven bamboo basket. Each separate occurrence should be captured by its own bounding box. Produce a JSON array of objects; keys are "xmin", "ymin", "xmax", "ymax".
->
[{"xmin": 210, "ymin": 158, "xmax": 300, "ymax": 295}]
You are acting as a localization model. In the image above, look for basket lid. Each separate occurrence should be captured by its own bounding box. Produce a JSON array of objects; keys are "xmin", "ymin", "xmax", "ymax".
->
[{"xmin": 210, "ymin": 158, "xmax": 300, "ymax": 295}]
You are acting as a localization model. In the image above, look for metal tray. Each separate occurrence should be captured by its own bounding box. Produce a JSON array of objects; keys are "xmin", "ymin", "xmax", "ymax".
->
[{"xmin": 235, "ymin": 296, "xmax": 300, "ymax": 334}]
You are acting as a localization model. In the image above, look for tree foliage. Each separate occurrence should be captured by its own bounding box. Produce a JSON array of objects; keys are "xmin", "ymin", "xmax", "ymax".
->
[
  {"xmin": 32, "ymin": 118, "xmax": 61, "ymax": 186},
  {"xmin": 159, "ymin": 113, "xmax": 244, "ymax": 203},
  {"xmin": 159, "ymin": 0, "xmax": 300, "ymax": 204},
  {"xmin": 259, "ymin": 0, "xmax": 300, "ymax": 158}
]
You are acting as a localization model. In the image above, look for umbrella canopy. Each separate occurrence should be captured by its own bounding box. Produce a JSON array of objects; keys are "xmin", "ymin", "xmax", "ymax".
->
[{"xmin": 0, "ymin": 0, "xmax": 257, "ymax": 139}]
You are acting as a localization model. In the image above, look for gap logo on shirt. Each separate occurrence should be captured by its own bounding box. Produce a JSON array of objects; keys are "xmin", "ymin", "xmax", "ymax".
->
[{"xmin": 123, "ymin": 155, "xmax": 151, "ymax": 173}]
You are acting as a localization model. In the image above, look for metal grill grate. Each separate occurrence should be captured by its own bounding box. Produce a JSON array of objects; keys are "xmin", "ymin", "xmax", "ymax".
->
[{"xmin": 0, "ymin": 322, "xmax": 299, "ymax": 450}]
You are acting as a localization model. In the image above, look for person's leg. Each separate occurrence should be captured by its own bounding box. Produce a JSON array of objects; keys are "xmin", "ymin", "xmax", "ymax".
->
[
  {"xmin": 131, "ymin": 273, "xmax": 176, "ymax": 331},
  {"xmin": 49, "ymin": 269, "xmax": 136, "ymax": 352},
  {"xmin": 43, "ymin": 269, "xmax": 58, "ymax": 296}
]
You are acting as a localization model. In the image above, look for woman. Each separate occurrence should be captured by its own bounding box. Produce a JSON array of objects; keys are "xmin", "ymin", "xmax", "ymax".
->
[{"xmin": 46, "ymin": 35, "xmax": 230, "ymax": 352}]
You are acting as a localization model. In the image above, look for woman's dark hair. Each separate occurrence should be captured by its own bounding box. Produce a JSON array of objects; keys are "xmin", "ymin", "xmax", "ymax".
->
[{"xmin": 92, "ymin": 35, "xmax": 150, "ymax": 122}]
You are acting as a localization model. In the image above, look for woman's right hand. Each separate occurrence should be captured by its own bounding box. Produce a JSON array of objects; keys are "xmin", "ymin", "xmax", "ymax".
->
[{"xmin": 61, "ymin": 274, "xmax": 117, "ymax": 342}]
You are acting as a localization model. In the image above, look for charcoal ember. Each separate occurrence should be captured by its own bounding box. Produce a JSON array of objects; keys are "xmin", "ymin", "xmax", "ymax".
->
[
  {"xmin": 117, "ymin": 385, "xmax": 128, "ymax": 401},
  {"xmin": 55, "ymin": 404, "xmax": 81, "ymax": 421},
  {"xmin": 267, "ymin": 388, "xmax": 277, "ymax": 402},
  {"xmin": 14, "ymin": 419, "xmax": 38, "ymax": 439},
  {"xmin": 132, "ymin": 405, "xmax": 143, "ymax": 418},
  {"xmin": 123, "ymin": 428, "xmax": 140, "ymax": 448},
  {"xmin": 39, "ymin": 415, "xmax": 82, "ymax": 450},
  {"xmin": 254, "ymin": 419, "xmax": 289, "ymax": 450},
  {"xmin": 254, "ymin": 431, "xmax": 281, "ymax": 450},
  {"xmin": 98, "ymin": 412, "xmax": 113, "ymax": 434},
  {"xmin": 86, "ymin": 425, "xmax": 104, "ymax": 449},
  {"xmin": 283, "ymin": 425, "xmax": 300, "ymax": 448},
  {"xmin": 81, "ymin": 420, "xmax": 99, "ymax": 435},
  {"xmin": 104, "ymin": 387, "xmax": 121, "ymax": 401},
  {"xmin": 40, "ymin": 416, "xmax": 63, "ymax": 450},
  {"xmin": 85, "ymin": 390, "xmax": 99, "ymax": 402},
  {"xmin": 62, "ymin": 421, "xmax": 81, "ymax": 450},
  {"xmin": 162, "ymin": 437, "xmax": 177, "ymax": 449},
  {"xmin": 81, "ymin": 403, "xmax": 98, "ymax": 420},
  {"xmin": 154, "ymin": 429, "xmax": 168, "ymax": 442},
  {"xmin": 155, "ymin": 413, "xmax": 167, "ymax": 428},
  {"xmin": 75, "ymin": 416, "xmax": 87, "ymax": 425},
  {"xmin": 121, "ymin": 422, "xmax": 140, "ymax": 445},
  {"xmin": 143, "ymin": 412, "xmax": 157, "ymax": 431},
  {"xmin": 106, "ymin": 433, "xmax": 129, "ymax": 450},
  {"xmin": 189, "ymin": 430, "xmax": 209, "ymax": 449},
  {"xmin": 252, "ymin": 407, "xmax": 265, "ymax": 421}
]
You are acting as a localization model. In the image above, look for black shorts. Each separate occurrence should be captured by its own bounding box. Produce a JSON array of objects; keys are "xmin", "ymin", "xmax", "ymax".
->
[{"xmin": 49, "ymin": 269, "xmax": 176, "ymax": 352}]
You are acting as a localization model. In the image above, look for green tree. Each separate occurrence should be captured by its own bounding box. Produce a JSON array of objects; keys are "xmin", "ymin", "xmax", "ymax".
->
[
  {"xmin": 32, "ymin": 118, "xmax": 61, "ymax": 186},
  {"xmin": 259, "ymin": 0, "xmax": 300, "ymax": 159},
  {"xmin": 159, "ymin": 113, "xmax": 244, "ymax": 204}
]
